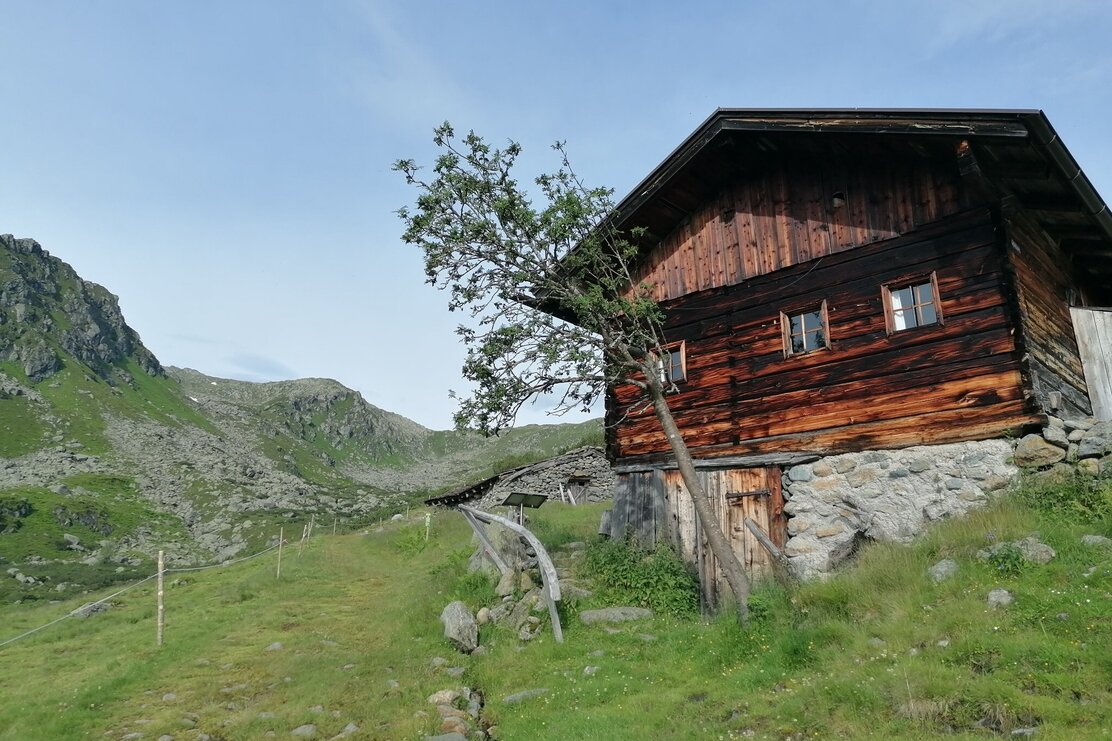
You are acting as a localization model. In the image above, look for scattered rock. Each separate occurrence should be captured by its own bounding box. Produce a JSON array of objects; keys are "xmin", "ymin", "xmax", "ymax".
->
[
  {"xmin": 71, "ymin": 601, "xmax": 112, "ymax": 619},
  {"xmin": 1081, "ymin": 534, "xmax": 1111, "ymax": 547},
  {"xmin": 440, "ymin": 601, "xmax": 478, "ymax": 654},
  {"xmin": 1014, "ymin": 536, "xmax": 1056, "ymax": 564},
  {"xmin": 1041, "ymin": 425, "xmax": 1069, "ymax": 448},
  {"xmin": 987, "ymin": 589, "xmax": 1014, "ymax": 608},
  {"xmin": 427, "ymin": 690, "xmax": 461, "ymax": 706},
  {"xmin": 1077, "ymin": 422, "xmax": 1112, "ymax": 458},
  {"xmin": 494, "ymin": 570, "xmax": 516, "ymax": 597},
  {"xmin": 330, "ymin": 723, "xmax": 360, "ymax": 739},
  {"xmin": 503, "ymin": 688, "xmax": 549, "ymax": 704},
  {"xmin": 583, "ymin": 665, "xmax": 600, "ymax": 676},
  {"xmin": 928, "ymin": 559, "xmax": 958, "ymax": 583},
  {"xmin": 265, "ymin": 642, "xmax": 283, "ymax": 652},
  {"xmin": 1013, "ymin": 435, "xmax": 1066, "ymax": 468},
  {"xmin": 290, "ymin": 724, "xmax": 317, "ymax": 737},
  {"xmin": 162, "ymin": 693, "xmax": 177, "ymax": 702}
]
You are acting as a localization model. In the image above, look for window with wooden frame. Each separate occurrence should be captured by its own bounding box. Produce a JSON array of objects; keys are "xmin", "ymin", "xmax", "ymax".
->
[
  {"xmin": 657, "ymin": 342, "xmax": 686, "ymax": 384},
  {"xmin": 781, "ymin": 301, "xmax": 829, "ymax": 356},
  {"xmin": 883, "ymin": 273, "xmax": 942, "ymax": 333}
]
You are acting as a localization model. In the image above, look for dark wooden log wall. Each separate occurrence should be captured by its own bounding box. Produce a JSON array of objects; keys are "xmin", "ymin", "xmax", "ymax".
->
[
  {"xmin": 1005, "ymin": 212, "xmax": 1092, "ymax": 418},
  {"xmin": 605, "ymin": 465, "xmax": 783, "ymax": 606},
  {"xmin": 610, "ymin": 210, "xmax": 1045, "ymax": 462},
  {"xmin": 628, "ymin": 158, "xmax": 974, "ymax": 302}
]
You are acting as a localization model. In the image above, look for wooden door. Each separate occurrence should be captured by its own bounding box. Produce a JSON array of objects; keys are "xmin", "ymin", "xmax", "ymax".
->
[
  {"xmin": 722, "ymin": 467, "xmax": 784, "ymax": 575},
  {"xmin": 1071, "ymin": 307, "xmax": 1112, "ymax": 420},
  {"xmin": 661, "ymin": 466, "xmax": 784, "ymax": 610}
]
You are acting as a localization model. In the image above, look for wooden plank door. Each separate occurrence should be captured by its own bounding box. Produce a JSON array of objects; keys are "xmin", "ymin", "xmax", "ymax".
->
[
  {"xmin": 662, "ymin": 466, "xmax": 785, "ymax": 610},
  {"xmin": 1071, "ymin": 307, "xmax": 1112, "ymax": 420},
  {"xmin": 722, "ymin": 467, "xmax": 783, "ymax": 578}
]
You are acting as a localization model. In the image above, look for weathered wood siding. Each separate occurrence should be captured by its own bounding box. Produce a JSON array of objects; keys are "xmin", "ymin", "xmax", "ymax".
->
[
  {"xmin": 1070, "ymin": 307, "xmax": 1112, "ymax": 420},
  {"xmin": 629, "ymin": 158, "xmax": 974, "ymax": 302},
  {"xmin": 610, "ymin": 210, "xmax": 1044, "ymax": 462},
  {"xmin": 605, "ymin": 466, "xmax": 783, "ymax": 607},
  {"xmin": 1006, "ymin": 213, "xmax": 1092, "ymax": 418}
]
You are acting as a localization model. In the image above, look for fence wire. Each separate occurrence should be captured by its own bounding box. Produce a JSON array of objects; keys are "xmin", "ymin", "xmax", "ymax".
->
[{"xmin": 0, "ymin": 539, "xmax": 289, "ymax": 650}]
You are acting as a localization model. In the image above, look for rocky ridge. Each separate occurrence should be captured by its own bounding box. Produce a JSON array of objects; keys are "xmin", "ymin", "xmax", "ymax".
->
[{"xmin": 0, "ymin": 234, "xmax": 160, "ymax": 382}]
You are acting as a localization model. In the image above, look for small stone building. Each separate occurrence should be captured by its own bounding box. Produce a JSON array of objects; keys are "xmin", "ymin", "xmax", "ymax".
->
[{"xmin": 426, "ymin": 447, "xmax": 614, "ymax": 511}]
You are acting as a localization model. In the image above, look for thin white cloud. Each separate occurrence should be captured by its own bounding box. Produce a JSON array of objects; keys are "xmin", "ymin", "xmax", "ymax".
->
[{"xmin": 338, "ymin": 1, "xmax": 478, "ymax": 132}]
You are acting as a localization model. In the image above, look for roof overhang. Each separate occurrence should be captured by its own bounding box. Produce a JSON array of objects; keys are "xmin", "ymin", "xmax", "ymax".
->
[{"xmin": 605, "ymin": 108, "xmax": 1112, "ymax": 298}]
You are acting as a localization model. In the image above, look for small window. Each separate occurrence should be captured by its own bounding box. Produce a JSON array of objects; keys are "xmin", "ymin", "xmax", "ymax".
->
[
  {"xmin": 884, "ymin": 274, "xmax": 941, "ymax": 333},
  {"xmin": 781, "ymin": 301, "xmax": 829, "ymax": 356},
  {"xmin": 657, "ymin": 342, "xmax": 686, "ymax": 384}
]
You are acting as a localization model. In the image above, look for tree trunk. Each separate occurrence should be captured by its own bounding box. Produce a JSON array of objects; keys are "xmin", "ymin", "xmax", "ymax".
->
[{"xmin": 646, "ymin": 381, "xmax": 750, "ymax": 623}]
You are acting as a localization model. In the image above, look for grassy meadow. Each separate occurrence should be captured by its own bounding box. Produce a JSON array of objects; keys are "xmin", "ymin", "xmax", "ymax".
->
[{"xmin": 0, "ymin": 478, "xmax": 1109, "ymax": 740}]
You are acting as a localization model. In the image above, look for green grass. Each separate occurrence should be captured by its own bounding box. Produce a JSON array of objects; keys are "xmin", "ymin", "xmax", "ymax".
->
[
  {"xmin": 0, "ymin": 393, "xmax": 48, "ymax": 456},
  {"xmin": 0, "ymin": 477, "xmax": 191, "ymax": 601},
  {"xmin": 0, "ymin": 488, "xmax": 1109, "ymax": 740}
]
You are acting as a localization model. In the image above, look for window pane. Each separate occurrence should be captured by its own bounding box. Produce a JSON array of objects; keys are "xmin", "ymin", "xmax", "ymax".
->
[
  {"xmin": 790, "ymin": 314, "xmax": 805, "ymax": 336},
  {"xmin": 914, "ymin": 282, "xmax": 933, "ymax": 306},
  {"xmin": 668, "ymin": 349, "xmax": 684, "ymax": 381},
  {"xmin": 891, "ymin": 287, "xmax": 913, "ymax": 311},
  {"xmin": 918, "ymin": 300, "xmax": 937, "ymax": 326},
  {"xmin": 893, "ymin": 308, "xmax": 913, "ymax": 331},
  {"xmin": 791, "ymin": 335, "xmax": 806, "ymax": 354},
  {"xmin": 804, "ymin": 330, "xmax": 821, "ymax": 351},
  {"xmin": 802, "ymin": 311, "xmax": 822, "ymax": 332}
]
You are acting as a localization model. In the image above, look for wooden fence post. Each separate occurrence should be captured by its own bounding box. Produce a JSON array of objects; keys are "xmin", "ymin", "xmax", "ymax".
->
[
  {"xmin": 276, "ymin": 527, "xmax": 284, "ymax": 580},
  {"xmin": 156, "ymin": 550, "xmax": 165, "ymax": 647}
]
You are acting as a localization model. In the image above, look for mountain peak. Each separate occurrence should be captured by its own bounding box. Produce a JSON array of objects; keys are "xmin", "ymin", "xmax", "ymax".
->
[{"xmin": 0, "ymin": 234, "xmax": 162, "ymax": 382}]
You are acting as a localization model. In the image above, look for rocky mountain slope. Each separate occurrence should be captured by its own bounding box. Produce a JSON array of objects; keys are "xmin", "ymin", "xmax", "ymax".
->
[{"xmin": 0, "ymin": 234, "xmax": 600, "ymax": 595}]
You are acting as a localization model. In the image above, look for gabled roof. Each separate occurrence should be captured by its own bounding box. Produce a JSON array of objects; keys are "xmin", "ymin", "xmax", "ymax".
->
[{"xmin": 608, "ymin": 109, "xmax": 1112, "ymax": 297}]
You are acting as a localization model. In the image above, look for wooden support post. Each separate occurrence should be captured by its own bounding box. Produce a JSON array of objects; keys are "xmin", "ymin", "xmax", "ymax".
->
[
  {"xmin": 459, "ymin": 506, "xmax": 563, "ymax": 643},
  {"xmin": 332, "ymin": 517, "xmax": 337, "ymax": 536},
  {"xmin": 276, "ymin": 527, "xmax": 283, "ymax": 580},
  {"xmin": 156, "ymin": 550, "xmax": 165, "ymax": 647},
  {"xmin": 460, "ymin": 510, "xmax": 510, "ymax": 575}
]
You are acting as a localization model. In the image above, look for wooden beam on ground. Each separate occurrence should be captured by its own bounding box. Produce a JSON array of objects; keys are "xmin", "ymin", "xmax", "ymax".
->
[{"xmin": 459, "ymin": 505, "xmax": 563, "ymax": 643}]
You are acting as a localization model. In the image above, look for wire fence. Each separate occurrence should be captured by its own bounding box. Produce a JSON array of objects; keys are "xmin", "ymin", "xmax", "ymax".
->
[
  {"xmin": 0, "ymin": 511, "xmax": 402, "ymax": 652},
  {"xmin": 0, "ymin": 538, "xmax": 289, "ymax": 651}
]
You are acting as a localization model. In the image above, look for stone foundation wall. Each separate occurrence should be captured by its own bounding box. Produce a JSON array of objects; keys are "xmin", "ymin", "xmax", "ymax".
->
[
  {"xmin": 781, "ymin": 439, "xmax": 1017, "ymax": 580},
  {"xmin": 781, "ymin": 417, "xmax": 1112, "ymax": 580}
]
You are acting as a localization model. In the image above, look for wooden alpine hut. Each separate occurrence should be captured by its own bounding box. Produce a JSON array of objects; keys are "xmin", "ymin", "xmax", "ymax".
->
[{"xmin": 589, "ymin": 109, "xmax": 1112, "ymax": 600}]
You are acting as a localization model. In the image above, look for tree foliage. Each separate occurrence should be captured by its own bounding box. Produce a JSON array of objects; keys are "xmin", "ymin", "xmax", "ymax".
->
[
  {"xmin": 396, "ymin": 123, "xmax": 752, "ymax": 620},
  {"xmin": 394, "ymin": 123, "xmax": 670, "ymax": 432}
]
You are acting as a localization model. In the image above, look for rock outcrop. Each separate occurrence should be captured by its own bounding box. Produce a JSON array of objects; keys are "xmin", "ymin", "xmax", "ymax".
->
[{"xmin": 1, "ymin": 234, "xmax": 161, "ymax": 381}]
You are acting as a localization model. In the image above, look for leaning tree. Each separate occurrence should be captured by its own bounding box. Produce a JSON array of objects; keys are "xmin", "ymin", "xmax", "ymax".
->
[{"xmin": 395, "ymin": 123, "xmax": 752, "ymax": 620}]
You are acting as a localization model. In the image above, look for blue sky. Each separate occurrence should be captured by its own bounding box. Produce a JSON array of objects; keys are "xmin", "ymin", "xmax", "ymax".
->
[{"xmin": 2, "ymin": 1, "xmax": 1110, "ymax": 429}]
